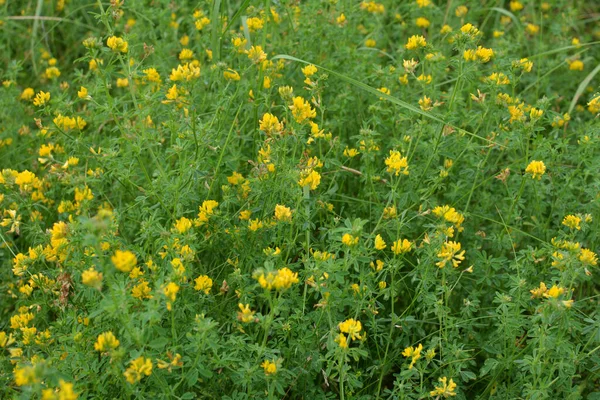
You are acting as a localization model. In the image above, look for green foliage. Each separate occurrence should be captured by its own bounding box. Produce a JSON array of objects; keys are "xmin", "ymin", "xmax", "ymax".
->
[{"xmin": 1, "ymin": 0, "xmax": 600, "ymax": 398}]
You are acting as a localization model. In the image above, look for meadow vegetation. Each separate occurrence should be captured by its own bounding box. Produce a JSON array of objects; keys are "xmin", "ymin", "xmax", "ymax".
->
[{"xmin": 1, "ymin": 0, "xmax": 600, "ymax": 398}]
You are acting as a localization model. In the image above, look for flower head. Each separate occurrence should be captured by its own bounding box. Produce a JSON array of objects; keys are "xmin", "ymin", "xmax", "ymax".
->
[
  {"xmin": 525, "ymin": 160, "xmax": 546, "ymax": 180},
  {"xmin": 124, "ymin": 357, "xmax": 153, "ymax": 384},
  {"xmin": 107, "ymin": 36, "xmax": 128, "ymax": 53}
]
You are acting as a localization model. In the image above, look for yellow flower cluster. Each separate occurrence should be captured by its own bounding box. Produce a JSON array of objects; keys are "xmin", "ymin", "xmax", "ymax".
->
[
  {"xmin": 124, "ymin": 357, "xmax": 153, "ymax": 384},
  {"xmin": 194, "ymin": 275, "xmax": 213, "ymax": 294},
  {"xmin": 402, "ymin": 343, "xmax": 422, "ymax": 369},
  {"xmin": 255, "ymin": 267, "xmax": 299, "ymax": 290},
  {"xmin": 436, "ymin": 241, "xmax": 466, "ymax": 268},
  {"xmin": 106, "ymin": 36, "xmax": 128, "ymax": 53},
  {"xmin": 289, "ymin": 96, "xmax": 316, "ymax": 123},
  {"xmin": 337, "ymin": 318, "xmax": 363, "ymax": 348},
  {"xmin": 111, "ymin": 250, "xmax": 137, "ymax": 273},
  {"xmin": 259, "ymin": 113, "xmax": 283, "ymax": 135},
  {"xmin": 94, "ymin": 331, "xmax": 119, "ymax": 352},
  {"xmin": 430, "ymin": 377, "xmax": 457, "ymax": 398},
  {"xmin": 525, "ymin": 160, "xmax": 546, "ymax": 180},
  {"xmin": 385, "ymin": 150, "xmax": 409, "ymax": 176}
]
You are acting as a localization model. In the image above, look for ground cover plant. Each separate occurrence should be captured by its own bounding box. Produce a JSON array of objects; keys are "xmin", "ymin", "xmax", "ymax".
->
[{"xmin": 1, "ymin": 0, "xmax": 600, "ymax": 398}]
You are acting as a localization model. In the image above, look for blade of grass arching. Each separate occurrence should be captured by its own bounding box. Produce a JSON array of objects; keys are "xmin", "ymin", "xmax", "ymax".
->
[
  {"xmin": 30, "ymin": 0, "xmax": 44, "ymax": 76},
  {"xmin": 210, "ymin": 0, "xmax": 223, "ymax": 61},
  {"xmin": 486, "ymin": 7, "xmax": 522, "ymax": 29},
  {"xmin": 272, "ymin": 54, "xmax": 501, "ymax": 147},
  {"xmin": 525, "ymin": 41, "xmax": 600, "ymax": 59},
  {"xmin": 222, "ymin": 0, "xmax": 252, "ymax": 32},
  {"xmin": 7, "ymin": 16, "xmax": 97, "ymax": 30},
  {"xmin": 520, "ymin": 48, "xmax": 588, "ymax": 95},
  {"xmin": 568, "ymin": 63, "xmax": 600, "ymax": 114},
  {"xmin": 486, "ymin": 7, "xmax": 527, "ymax": 52},
  {"xmin": 356, "ymin": 47, "xmax": 397, "ymax": 63},
  {"xmin": 241, "ymin": 16, "xmax": 252, "ymax": 47}
]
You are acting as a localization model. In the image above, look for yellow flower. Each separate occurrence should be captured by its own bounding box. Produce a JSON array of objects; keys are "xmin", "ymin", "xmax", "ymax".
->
[
  {"xmin": 237, "ymin": 303, "xmax": 255, "ymax": 323},
  {"xmin": 256, "ymin": 267, "xmax": 299, "ymax": 290},
  {"xmin": 432, "ymin": 205, "xmax": 465, "ymax": 231},
  {"xmin": 174, "ymin": 217, "xmax": 192, "ymax": 233},
  {"xmin": 419, "ymin": 95, "xmax": 433, "ymax": 111},
  {"xmin": 94, "ymin": 331, "xmax": 120, "ymax": 352},
  {"xmin": 111, "ymin": 250, "xmax": 137, "ymax": 273},
  {"xmin": 196, "ymin": 200, "xmax": 219, "ymax": 225},
  {"xmin": 223, "ymin": 69, "xmax": 241, "ymax": 81},
  {"xmin": 247, "ymin": 45, "xmax": 267, "ymax": 64},
  {"xmin": 248, "ymin": 219, "xmax": 264, "ymax": 231},
  {"xmin": 402, "ymin": 343, "xmax": 423, "ymax": 369},
  {"xmin": 106, "ymin": 36, "xmax": 128, "ymax": 53},
  {"xmin": 513, "ymin": 58, "xmax": 533, "ymax": 72},
  {"xmin": 440, "ymin": 24, "xmax": 453, "ymax": 34},
  {"xmin": 405, "ymin": 35, "xmax": 427, "ymax": 50},
  {"xmin": 415, "ymin": 17, "xmax": 430, "ymax": 28},
  {"xmin": 45, "ymin": 67, "xmax": 61, "ymax": 79},
  {"xmin": 392, "ymin": 239, "xmax": 412, "ymax": 255},
  {"xmin": 239, "ymin": 210, "xmax": 252, "ymax": 220},
  {"xmin": 525, "ymin": 160, "xmax": 546, "ymax": 180},
  {"xmin": 460, "ymin": 23, "xmax": 480, "ymax": 36},
  {"xmin": 0, "ymin": 331, "xmax": 15, "ymax": 348},
  {"xmin": 169, "ymin": 63, "xmax": 200, "ymax": 81},
  {"xmin": 14, "ymin": 365, "xmax": 38, "ymax": 386},
  {"xmin": 344, "ymin": 147, "xmax": 359, "ymax": 158},
  {"xmin": 163, "ymin": 282, "xmax": 180, "ymax": 311},
  {"xmin": 588, "ymin": 96, "xmax": 600, "ymax": 114},
  {"xmin": 301, "ymin": 64, "xmax": 318, "ymax": 77},
  {"xmin": 342, "ymin": 233, "xmax": 359, "ymax": 247},
  {"xmin": 20, "ymin": 88, "xmax": 34, "ymax": 100},
  {"xmin": 335, "ymin": 333, "xmax": 348, "ymax": 348},
  {"xmin": 579, "ymin": 248, "xmax": 598, "ymax": 266},
  {"xmin": 544, "ymin": 284, "xmax": 565, "ymax": 299},
  {"xmin": 374, "ymin": 234, "xmax": 386, "ymax": 250},
  {"xmin": 116, "ymin": 78, "xmax": 129, "ymax": 88},
  {"xmin": 455, "ymin": 5, "xmax": 468, "ymax": 17},
  {"xmin": 568, "ymin": 59, "xmax": 584, "ymax": 71},
  {"xmin": 562, "ymin": 215, "xmax": 581, "ymax": 230},
  {"xmin": 42, "ymin": 379, "xmax": 77, "ymax": 400},
  {"xmin": 530, "ymin": 282, "xmax": 548, "ymax": 298},
  {"xmin": 274, "ymin": 204, "xmax": 292, "ymax": 222},
  {"xmin": 385, "ymin": 150, "xmax": 409, "ymax": 176},
  {"xmin": 143, "ymin": 68, "xmax": 162, "ymax": 84},
  {"xmin": 338, "ymin": 318, "xmax": 362, "ymax": 340},
  {"xmin": 179, "ymin": 48, "xmax": 194, "ymax": 60},
  {"xmin": 132, "ymin": 280, "xmax": 153, "ymax": 300},
  {"xmin": 487, "ymin": 72, "xmax": 510, "ymax": 85},
  {"xmin": 81, "ymin": 267, "xmax": 103, "ymax": 290},
  {"xmin": 436, "ymin": 241, "xmax": 466, "ymax": 268},
  {"xmin": 298, "ymin": 169, "xmax": 321, "ymax": 190},
  {"xmin": 194, "ymin": 275, "xmax": 213, "ymax": 294},
  {"xmin": 430, "ymin": 377, "xmax": 457, "ymax": 398},
  {"xmin": 247, "ymin": 16, "xmax": 264, "ymax": 32},
  {"xmin": 77, "ymin": 86, "xmax": 88, "ymax": 99},
  {"xmin": 510, "ymin": 1, "xmax": 523, "ymax": 11},
  {"xmin": 289, "ymin": 96, "xmax": 316, "ymax": 123},
  {"xmin": 383, "ymin": 206, "xmax": 397, "ymax": 219},
  {"xmin": 259, "ymin": 113, "xmax": 283, "ymax": 135},
  {"xmin": 33, "ymin": 91, "xmax": 51, "ymax": 106},
  {"xmin": 261, "ymin": 360, "xmax": 277, "ymax": 375},
  {"xmin": 124, "ymin": 357, "xmax": 153, "ymax": 384}
]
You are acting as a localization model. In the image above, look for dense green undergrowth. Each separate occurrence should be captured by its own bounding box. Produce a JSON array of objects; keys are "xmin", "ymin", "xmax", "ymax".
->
[{"xmin": 1, "ymin": 0, "xmax": 600, "ymax": 398}]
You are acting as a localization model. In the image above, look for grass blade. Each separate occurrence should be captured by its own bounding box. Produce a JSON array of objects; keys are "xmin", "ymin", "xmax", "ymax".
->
[{"xmin": 272, "ymin": 54, "xmax": 502, "ymax": 147}]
